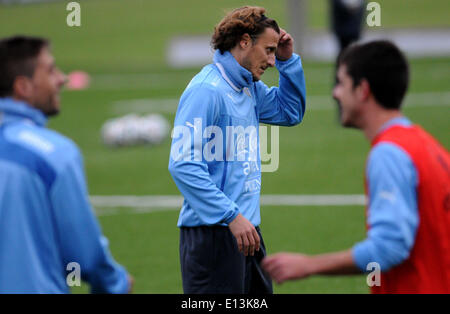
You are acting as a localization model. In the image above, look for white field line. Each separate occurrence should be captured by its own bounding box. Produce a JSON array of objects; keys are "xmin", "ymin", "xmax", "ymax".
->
[
  {"xmin": 91, "ymin": 194, "xmax": 366, "ymax": 216},
  {"xmin": 111, "ymin": 91, "xmax": 450, "ymax": 114},
  {"xmin": 90, "ymin": 58, "xmax": 450, "ymax": 90}
]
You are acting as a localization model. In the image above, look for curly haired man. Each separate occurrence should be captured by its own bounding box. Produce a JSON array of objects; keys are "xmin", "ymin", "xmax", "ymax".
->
[{"xmin": 169, "ymin": 6, "xmax": 306, "ymax": 293}]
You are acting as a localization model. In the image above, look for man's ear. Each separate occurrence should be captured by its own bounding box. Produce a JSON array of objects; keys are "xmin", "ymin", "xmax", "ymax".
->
[
  {"xmin": 357, "ymin": 78, "xmax": 371, "ymax": 102},
  {"xmin": 239, "ymin": 33, "xmax": 252, "ymax": 50},
  {"xmin": 13, "ymin": 76, "xmax": 33, "ymax": 101}
]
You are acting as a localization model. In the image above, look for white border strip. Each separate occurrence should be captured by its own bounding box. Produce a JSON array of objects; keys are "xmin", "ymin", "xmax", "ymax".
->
[
  {"xmin": 91, "ymin": 194, "xmax": 366, "ymax": 216},
  {"xmin": 111, "ymin": 91, "xmax": 450, "ymax": 114}
]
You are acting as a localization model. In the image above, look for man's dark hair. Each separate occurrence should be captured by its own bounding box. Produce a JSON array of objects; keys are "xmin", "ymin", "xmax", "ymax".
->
[
  {"xmin": 338, "ymin": 40, "xmax": 409, "ymax": 109},
  {"xmin": 0, "ymin": 35, "xmax": 49, "ymax": 97},
  {"xmin": 211, "ymin": 6, "xmax": 280, "ymax": 53}
]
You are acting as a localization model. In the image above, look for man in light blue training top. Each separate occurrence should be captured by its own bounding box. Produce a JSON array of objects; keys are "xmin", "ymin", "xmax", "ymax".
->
[
  {"xmin": 168, "ymin": 6, "xmax": 306, "ymax": 293},
  {"xmin": 0, "ymin": 36, "xmax": 132, "ymax": 293}
]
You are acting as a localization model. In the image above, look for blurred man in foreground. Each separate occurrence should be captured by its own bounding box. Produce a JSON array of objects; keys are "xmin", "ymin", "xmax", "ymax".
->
[
  {"xmin": 169, "ymin": 6, "xmax": 306, "ymax": 293},
  {"xmin": 0, "ymin": 36, "xmax": 132, "ymax": 293},
  {"xmin": 263, "ymin": 40, "xmax": 450, "ymax": 293}
]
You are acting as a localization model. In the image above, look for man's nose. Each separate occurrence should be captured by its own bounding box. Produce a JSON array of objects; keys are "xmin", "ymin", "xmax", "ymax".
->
[
  {"xmin": 268, "ymin": 54, "xmax": 275, "ymax": 67},
  {"xmin": 332, "ymin": 85, "xmax": 339, "ymax": 100},
  {"xmin": 58, "ymin": 70, "xmax": 67, "ymax": 87}
]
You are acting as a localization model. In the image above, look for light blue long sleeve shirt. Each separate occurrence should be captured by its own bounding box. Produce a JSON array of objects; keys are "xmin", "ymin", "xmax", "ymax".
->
[
  {"xmin": 169, "ymin": 50, "xmax": 306, "ymax": 227},
  {"xmin": 0, "ymin": 98, "xmax": 129, "ymax": 293},
  {"xmin": 352, "ymin": 117, "xmax": 419, "ymax": 272}
]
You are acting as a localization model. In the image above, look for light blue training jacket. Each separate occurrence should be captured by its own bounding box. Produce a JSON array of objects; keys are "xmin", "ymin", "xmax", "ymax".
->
[
  {"xmin": 169, "ymin": 50, "xmax": 306, "ymax": 227},
  {"xmin": 0, "ymin": 98, "xmax": 129, "ymax": 293}
]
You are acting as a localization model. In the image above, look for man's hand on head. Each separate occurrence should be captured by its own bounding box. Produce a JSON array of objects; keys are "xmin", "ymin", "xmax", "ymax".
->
[{"xmin": 276, "ymin": 28, "xmax": 294, "ymax": 61}]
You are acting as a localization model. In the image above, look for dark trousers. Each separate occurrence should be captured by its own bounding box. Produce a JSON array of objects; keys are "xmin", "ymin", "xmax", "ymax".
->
[{"xmin": 180, "ymin": 226, "xmax": 273, "ymax": 294}]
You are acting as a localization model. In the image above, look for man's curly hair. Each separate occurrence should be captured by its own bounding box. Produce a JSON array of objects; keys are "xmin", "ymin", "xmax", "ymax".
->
[{"xmin": 211, "ymin": 6, "xmax": 280, "ymax": 53}]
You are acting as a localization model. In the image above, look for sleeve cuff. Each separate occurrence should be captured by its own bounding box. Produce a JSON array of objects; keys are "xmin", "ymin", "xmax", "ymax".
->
[
  {"xmin": 276, "ymin": 53, "xmax": 301, "ymax": 68},
  {"xmin": 89, "ymin": 264, "xmax": 130, "ymax": 294},
  {"xmin": 222, "ymin": 202, "xmax": 240, "ymax": 224},
  {"xmin": 352, "ymin": 240, "xmax": 373, "ymax": 272}
]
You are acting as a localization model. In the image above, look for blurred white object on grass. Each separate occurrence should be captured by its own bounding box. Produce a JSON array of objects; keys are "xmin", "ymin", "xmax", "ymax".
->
[{"xmin": 101, "ymin": 114, "xmax": 169, "ymax": 147}]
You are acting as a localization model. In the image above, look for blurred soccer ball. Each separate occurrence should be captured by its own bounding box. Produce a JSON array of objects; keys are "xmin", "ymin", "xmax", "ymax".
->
[{"xmin": 101, "ymin": 113, "xmax": 169, "ymax": 147}]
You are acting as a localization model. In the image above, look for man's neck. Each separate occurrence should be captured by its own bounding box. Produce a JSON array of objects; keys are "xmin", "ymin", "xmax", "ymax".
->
[
  {"xmin": 362, "ymin": 109, "xmax": 403, "ymax": 142},
  {"xmin": 13, "ymin": 95, "xmax": 32, "ymax": 107}
]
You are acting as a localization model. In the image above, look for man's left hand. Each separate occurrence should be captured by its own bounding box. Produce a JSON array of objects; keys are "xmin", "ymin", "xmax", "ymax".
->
[
  {"xmin": 262, "ymin": 253, "xmax": 313, "ymax": 284},
  {"xmin": 276, "ymin": 28, "xmax": 294, "ymax": 61}
]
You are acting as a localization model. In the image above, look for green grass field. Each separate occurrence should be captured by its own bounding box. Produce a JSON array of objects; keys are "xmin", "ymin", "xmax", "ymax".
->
[{"xmin": 1, "ymin": 0, "xmax": 449, "ymax": 293}]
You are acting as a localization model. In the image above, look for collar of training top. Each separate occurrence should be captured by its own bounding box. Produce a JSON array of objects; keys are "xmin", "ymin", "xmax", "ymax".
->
[
  {"xmin": 0, "ymin": 97, "xmax": 48, "ymax": 127},
  {"xmin": 213, "ymin": 50, "xmax": 254, "ymax": 92},
  {"xmin": 377, "ymin": 116, "xmax": 412, "ymax": 136}
]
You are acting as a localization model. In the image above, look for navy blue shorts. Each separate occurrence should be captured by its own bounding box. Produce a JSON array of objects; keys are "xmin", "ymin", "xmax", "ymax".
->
[{"xmin": 179, "ymin": 225, "xmax": 273, "ymax": 294}]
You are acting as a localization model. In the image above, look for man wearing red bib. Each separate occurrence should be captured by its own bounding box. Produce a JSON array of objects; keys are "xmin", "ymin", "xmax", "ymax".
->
[{"xmin": 262, "ymin": 40, "xmax": 450, "ymax": 293}]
